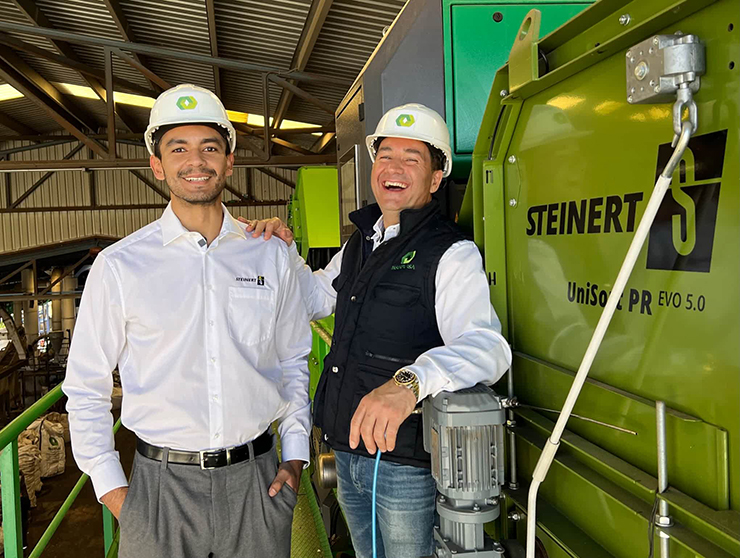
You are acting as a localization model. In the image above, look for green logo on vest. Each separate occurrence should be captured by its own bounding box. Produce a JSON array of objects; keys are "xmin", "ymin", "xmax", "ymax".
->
[{"xmin": 392, "ymin": 250, "xmax": 417, "ymax": 270}]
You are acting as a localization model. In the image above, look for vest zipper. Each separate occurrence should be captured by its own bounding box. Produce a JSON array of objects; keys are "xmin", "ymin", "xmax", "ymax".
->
[{"xmin": 364, "ymin": 351, "xmax": 414, "ymax": 365}]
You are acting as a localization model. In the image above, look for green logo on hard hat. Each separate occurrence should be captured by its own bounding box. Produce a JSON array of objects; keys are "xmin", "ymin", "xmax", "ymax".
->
[
  {"xmin": 395, "ymin": 114, "xmax": 415, "ymax": 127},
  {"xmin": 400, "ymin": 251, "xmax": 416, "ymax": 264},
  {"xmin": 176, "ymin": 96, "xmax": 198, "ymax": 110}
]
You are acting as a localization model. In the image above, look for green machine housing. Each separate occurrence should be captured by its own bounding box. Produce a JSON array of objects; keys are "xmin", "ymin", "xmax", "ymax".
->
[{"xmin": 459, "ymin": 0, "xmax": 739, "ymax": 556}]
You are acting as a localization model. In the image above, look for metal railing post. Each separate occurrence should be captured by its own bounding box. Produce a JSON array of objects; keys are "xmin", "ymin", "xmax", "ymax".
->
[{"xmin": 1, "ymin": 439, "xmax": 23, "ymax": 558}]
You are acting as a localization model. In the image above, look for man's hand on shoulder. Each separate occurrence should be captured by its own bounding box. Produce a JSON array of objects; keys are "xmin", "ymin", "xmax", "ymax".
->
[
  {"xmin": 237, "ymin": 216, "xmax": 294, "ymax": 245},
  {"xmin": 100, "ymin": 486, "xmax": 128, "ymax": 519},
  {"xmin": 349, "ymin": 380, "xmax": 417, "ymax": 454}
]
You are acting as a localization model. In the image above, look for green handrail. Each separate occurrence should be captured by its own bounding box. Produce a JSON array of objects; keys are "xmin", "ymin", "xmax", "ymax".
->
[
  {"xmin": 0, "ymin": 382, "xmax": 121, "ymax": 558},
  {"xmin": 0, "ymin": 384, "xmax": 64, "ymax": 450}
]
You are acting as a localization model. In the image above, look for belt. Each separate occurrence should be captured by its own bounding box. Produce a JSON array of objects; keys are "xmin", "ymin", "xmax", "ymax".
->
[{"xmin": 136, "ymin": 431, "xmax": 273, "ymax": 470}]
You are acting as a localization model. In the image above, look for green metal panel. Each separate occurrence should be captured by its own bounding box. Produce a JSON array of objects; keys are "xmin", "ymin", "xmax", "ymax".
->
[
  {"xmin": 442, "ymin": 0, "xmax": 592, "ymax": 177},
  {"xmin": 468, "ymin": 0, "xmax": 740, "ymax": 555},
  {"xmin": 293, "ymin": 167, "xmax": 341, "ymax": 259}
]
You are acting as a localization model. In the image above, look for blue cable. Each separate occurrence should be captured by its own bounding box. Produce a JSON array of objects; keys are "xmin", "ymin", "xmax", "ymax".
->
[{"xmin": 372, "ymin": 449, "xmax": 382, "ymax": 558}]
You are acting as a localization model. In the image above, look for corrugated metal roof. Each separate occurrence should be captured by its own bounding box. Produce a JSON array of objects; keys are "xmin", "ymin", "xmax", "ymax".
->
[{"xmin": 0, "ymin": 0, "xmax": 406, "ymax": 148}]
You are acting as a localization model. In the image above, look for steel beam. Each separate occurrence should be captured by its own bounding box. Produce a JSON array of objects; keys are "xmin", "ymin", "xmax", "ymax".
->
[
  {"xmin": 105, "ymin": 48, "xmax": 116, "ymax": 158},
  {"xmin": 10, "ymin": 0, "xmax": 140, "ymax": 132},
  {"xmin": 9, "ymin": 143, "xmax": 85, "ymax": 208},
  {"xmin": 256, "ymin": 167, "xmax": 296, "ymax": 189},
  {"xmin": 37, "ymin": 252, "xmax": 91, "ymax": 296},
  {"xmin": 0, "ymin": 33, "xmax": 157, "ymax": 97},
  {"xmin": 0, "ymin": 133, "xmax": 143, "ymax": 143},
  {"xmin": 0, "ymin": 47, "xmax": 98, "ymax": 131},
  {"xmin": 224, "ymin": 184, "xmax": 250, "ymax": 203},
  {"xmin": 0, "ymin": 154, "xmax": 335, "ymax": 171},
  {"xmin": 0, "ymin": 21, "xmax": 350, "ymax": 86},
  {"xmin": 313, "ymin": 132, "xmax": 336, "ymax": 154},
  {"xmin": 0, "ymin": 108, "xmax": 38, "ymax": 136},
  {"xmin": 205, "ymin": 0, "xmax": 221, "ymax": 98},
  {"xmin": 0, "ymin": 260, "xmax": 33, "ymax": 287},
  {"xmin": 0, "ymin": 200, "xmax": 290, "ymax": 214},
  {"xmin": 101, "ymin": 0, "xmax": 160, "ymax": 92},
  {"xmin": 273, "ymin": 0, "xmax": 334, "ymax": 128},
  {"xmin": 0, "ymin": 62, "xmax": 106, "ymax": 156},
  {"xmin": 271, "ymin": 137, "xmax": 315, "ymax": 156},
  {"xmin": 0, "ymin": 139, "xmax": 77, "ymax": 157},
  {"xmin": 269, "ymin": 74, "xmax": 335, "ymax": 116},
  {"xmin": 128, "ymin": 170, "xmax": 169, "ymax": 201}
]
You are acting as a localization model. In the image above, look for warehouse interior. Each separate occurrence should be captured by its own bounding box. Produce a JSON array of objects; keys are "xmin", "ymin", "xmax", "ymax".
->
[{"xmin": 0, "ymin": 1, "xmax": 737, "ymax": 558}]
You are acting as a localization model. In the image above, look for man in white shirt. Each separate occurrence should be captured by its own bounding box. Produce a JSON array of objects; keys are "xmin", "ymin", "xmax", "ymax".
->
[
  {"xmin": 245, "ymin": 103, "xmax": 512, "ymax": 558},
  {"xmin": 63, "ymin": 84, "xmax": 311, "ymax": 558}
]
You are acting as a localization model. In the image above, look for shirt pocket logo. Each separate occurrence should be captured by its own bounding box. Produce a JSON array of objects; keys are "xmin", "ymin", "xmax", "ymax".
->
[{"xmin": 227, "ymin": 286, "xmax": 276, "ymax": 346}]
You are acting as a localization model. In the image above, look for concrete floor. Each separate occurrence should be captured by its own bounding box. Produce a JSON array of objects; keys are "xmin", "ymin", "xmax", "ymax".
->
[{"xmin": 25, "ymin": 424, "xmax": 137, "ymax": 558}]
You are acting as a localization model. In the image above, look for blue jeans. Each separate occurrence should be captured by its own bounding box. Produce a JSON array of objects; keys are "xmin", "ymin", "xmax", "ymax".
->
[{"xmin": 334, "ymin": 450, "xmax": 436, "ymax": 558}]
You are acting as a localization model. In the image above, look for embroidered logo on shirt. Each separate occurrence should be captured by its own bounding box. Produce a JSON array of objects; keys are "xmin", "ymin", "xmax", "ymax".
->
[
  {"xmin": 236, "ymin": 276, "xmax": 266, "ymax": 285},
  {"xmin": 400, "ymin": 251, "xmax": 416, "ymax": 264},
  {"xmin": 392, "ymin": 251, "xmax": 417, "ymax": 271}
]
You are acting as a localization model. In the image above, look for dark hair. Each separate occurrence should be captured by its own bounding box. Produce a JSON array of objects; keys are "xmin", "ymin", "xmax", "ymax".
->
[
  {"xmin": 374, "ymin": 136, "xmax": 445, "ymax": 172},
  {"xmin": 152, "ymin": 123, "xmax": 231, "ymax": 159}
]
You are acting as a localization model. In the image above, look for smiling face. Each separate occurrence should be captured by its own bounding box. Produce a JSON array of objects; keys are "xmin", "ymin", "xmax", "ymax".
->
[
  {"xmin": 370, "ymin": 136, "xmax": 444, "ymax": 224},
  {"xmin": 149, "ymin": 124, "xmax": 234, "ymax": 206}
]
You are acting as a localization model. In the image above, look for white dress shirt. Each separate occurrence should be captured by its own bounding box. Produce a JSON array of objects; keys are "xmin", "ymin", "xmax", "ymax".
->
[
  {"xmin": 63, "ymin": 204, "xmax": 311, "ymax": 501},
  {"xmin": 290, "ymin": 214, "xmax": 512, "ymax": 401}
]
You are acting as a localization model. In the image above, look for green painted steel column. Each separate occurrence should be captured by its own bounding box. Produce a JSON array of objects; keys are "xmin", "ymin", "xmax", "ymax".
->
[
  {"xmin": 103, "ymin": 506, "xmax": 116, "ymax": 555},
  {"xmin": 1, "ymin": 439, "xmax": 23, "ymax": 558}
]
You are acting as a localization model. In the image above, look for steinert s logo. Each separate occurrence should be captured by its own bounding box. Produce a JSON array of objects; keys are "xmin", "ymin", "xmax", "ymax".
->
[{"xmin": 647, "ymin": 130, "xmax": 727, "ymax": 273}]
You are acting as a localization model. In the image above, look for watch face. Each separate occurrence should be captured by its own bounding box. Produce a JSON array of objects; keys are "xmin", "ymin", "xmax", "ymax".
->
[{"xmin": 396, "ymin": 369, "xmax": 414, "ymax": 384}]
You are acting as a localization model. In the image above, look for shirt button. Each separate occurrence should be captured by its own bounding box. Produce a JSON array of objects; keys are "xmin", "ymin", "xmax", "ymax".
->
[
  {"xmin": 365, "ymin": 235, "xmax": 371, "ymax": 241},
  {"xmin": 214, "ymin": 433, "xmax": 220, "ymax": 439},
  {"xmin": 210, "ymin": 357, "xmax": 216, "ymax": 364},
  {"xmin": 350, "ymin": 296, "xmax": 357, "ymax": 302},
  {"xmin": 331, "ymin": 366, "xmax": 339, "ymax": 373},
  {"xmin": 213, "ymin": 395, "xmax": 219, "ymax": 401},
  {"xmin": 209, "ymin": 320, "xmax": 214, "ymax": 326}
]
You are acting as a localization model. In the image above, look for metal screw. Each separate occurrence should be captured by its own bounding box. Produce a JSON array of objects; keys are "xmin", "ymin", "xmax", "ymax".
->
[
  {"xmin": 626, "ymin": 50, "xmax": 632, "ymax": 58},
  {"xmin": 649, "ymin": 79, "xmax": 656, "ymax": 87},
  {"xmin": 654, "ymin": 86, "xmax": 661, "ymax": 93},
  {"xmin": 508, "ymin": 511, "xmax": 522, "ymax": 521},
  {"xmin": 649, "ymin": 47, "xmax": 655, "ymax": 54},
  {"xmin": 472, "ymin": 503, "xmax": 480, "ymax": 511},
  {"xmin": 634, "ymin": 61, "xmax": 649, "ymax": 80},
  {"xmin": 506, "ymin": 419, "xmax": 517, "ymax": 428},
  {"xmin": 653, "ymin": 36, "xmax": 660, "ymax": 45},
  {"xmin": 507, "ymin": 155, "xmax": 516, "ymax": 164},
  {"xmin": 509, "ymin": 199, "xmax": 517, "ymax": 207},
  {"xmin": 630, "ymin": 87, "xmax": 636, "ymax": 94},
  {"xmin": 439, "ymin": 495, "xmax": 446, "ymax": 503},
  {"xmin": 499, "ymin": 89, "xmax": 508, "ymax": 98},
  {"xmin": 627, "ymin": 96, "xmax": 633, "ymax": 103},
  {"xmin": 629, "ymin": 57, "xmax": 635, "ymax": 64},
  {"xmin": 619, "ymin": 14, "xmax": 631, "ymax": 25}
]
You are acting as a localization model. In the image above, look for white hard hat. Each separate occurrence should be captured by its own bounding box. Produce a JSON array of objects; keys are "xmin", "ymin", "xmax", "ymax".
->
[
  {"xmin": 366, "ymin": 103, "xmax": 452, "ymax": 177},
  {"xmin": 144, "ymin": 84, "xmax": 236, "ymax": 155}
]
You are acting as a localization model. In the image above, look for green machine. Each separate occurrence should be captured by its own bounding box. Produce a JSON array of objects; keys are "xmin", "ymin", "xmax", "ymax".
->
[
  {"xmin": 288, "ymin": 166, "xmax": 341, "ymax": 262},
  {"xmin": 460, "ymin": 0, "xmax": 740, "ymax": 556}
]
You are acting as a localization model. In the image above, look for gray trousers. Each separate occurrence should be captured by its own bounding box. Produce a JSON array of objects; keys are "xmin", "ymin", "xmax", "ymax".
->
[{"xmin": 118, "ymin": 446, "xmax": 298, "ymax": 558}]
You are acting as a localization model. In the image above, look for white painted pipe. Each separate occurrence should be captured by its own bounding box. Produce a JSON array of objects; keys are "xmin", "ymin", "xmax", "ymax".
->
[{"xmin": 525, "ymin": 122, "xmax": 694, "ymax": 557}]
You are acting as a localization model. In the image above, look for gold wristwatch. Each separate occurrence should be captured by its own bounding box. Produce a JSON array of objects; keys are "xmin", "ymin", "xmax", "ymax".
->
[{"xmin": 393, "ymin": 368, "xmax": 420, "ymax": 401}]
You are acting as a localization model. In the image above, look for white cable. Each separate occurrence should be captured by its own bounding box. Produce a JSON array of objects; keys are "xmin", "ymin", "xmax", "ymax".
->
[{"xmin": 525, "ymin": 122, "xmax": 694, "ymax": 557}]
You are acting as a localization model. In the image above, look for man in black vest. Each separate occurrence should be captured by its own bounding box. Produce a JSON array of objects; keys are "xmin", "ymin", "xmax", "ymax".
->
[{"xmin": 245, "ymin": 103, "xmax": 511, "ymax": 558}]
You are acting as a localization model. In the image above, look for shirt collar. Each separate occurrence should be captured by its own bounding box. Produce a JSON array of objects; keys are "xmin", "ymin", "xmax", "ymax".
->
[
  {"xmin": 160, "ymin": 202, "xmax": 247, "ymax": 246},
  {"xmin": 371, "ymin": 215, "xmax": 400, "ymax": 245}
]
